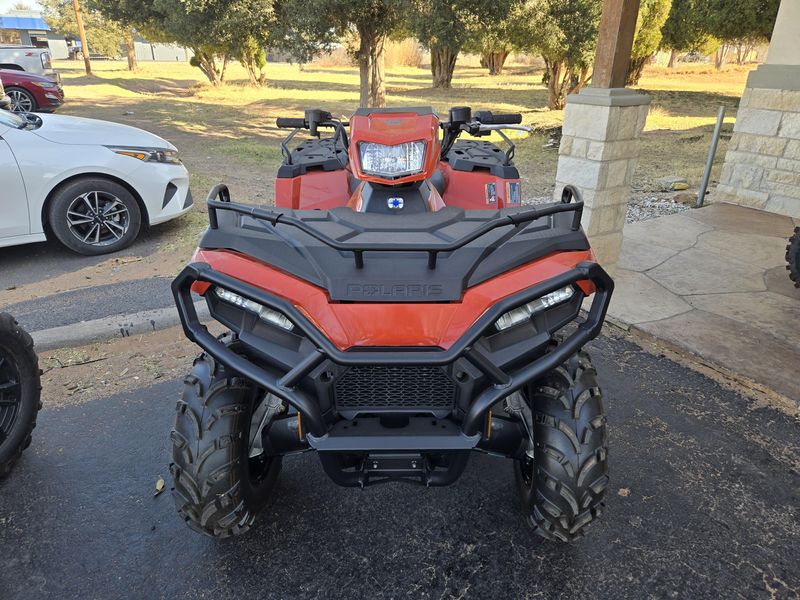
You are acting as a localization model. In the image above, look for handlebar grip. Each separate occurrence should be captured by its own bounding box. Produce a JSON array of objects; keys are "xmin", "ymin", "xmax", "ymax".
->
[
  {"xmin": 474, "ymin": 111, "xmax": 522, "ymax": 125},
  {"xmin": 491, "ymin": 113, "xmax": 522, "ymax": 124},
  {"xmin": 276, "ymin": 117, "xmax": 307, "ymax": 129}
]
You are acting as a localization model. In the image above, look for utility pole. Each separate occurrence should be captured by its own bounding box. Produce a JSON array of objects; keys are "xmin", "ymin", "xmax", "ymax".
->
[{"xmin": 72, "ymin": 0, "xmax": 92, "ymax": 75}]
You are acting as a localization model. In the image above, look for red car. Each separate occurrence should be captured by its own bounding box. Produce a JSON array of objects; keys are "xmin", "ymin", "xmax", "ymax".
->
[{"xmin": 0, "ymin": 69, "xmax": 63, "ymax": 113}]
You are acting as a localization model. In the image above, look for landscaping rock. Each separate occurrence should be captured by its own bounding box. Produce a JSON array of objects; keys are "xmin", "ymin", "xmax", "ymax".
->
[{"xmin": 656, "ymin": 176, "xmax": 690, "ymax": 191}]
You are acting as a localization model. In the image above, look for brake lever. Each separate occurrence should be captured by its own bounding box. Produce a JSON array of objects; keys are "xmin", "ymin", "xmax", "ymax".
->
[{"xmin": 478, "ymin": 124, "xmax": 532, "ymax": 133}]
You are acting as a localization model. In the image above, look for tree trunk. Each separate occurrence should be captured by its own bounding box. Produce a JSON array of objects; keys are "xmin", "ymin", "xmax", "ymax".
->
[
  {"xmin": 430, "ymin": 45, "xmax": 457, "ymax": 88},
  {"xmin": 192, "ymin": 50, "xmax": 223, "ymax": 85},
  {"xmin": 485, "ymin": 50, "xmax": 509, "ymax": 76},
  {"xmin": 369, "ymin": 35, "xmax": 385, "ymax": 107},
  {"xmin": 125, "ymin": 29, "xmax": 137, "ymax": 71},
  {"xmin": 714, "ymin": 45, "xmax": 728, "ymax": 70},
  {"xmin": 220, "ymin": 54, "xmax": 228, "ymax": 83},
  {"xmin": 625, "ymin": 55, "xmax": 649, "ymax": 86},
  {"xmin": 668, "ymin": 49, "xmax": 677, "ymax": 68},
  {"xmin": 356, "ymin": 26, "xmax": 386, "ymax": 108},
  {"xmin": 241, "ymin": 50, "xmax": 266, "ymax": 87},
  {"xmin": 572, "ymin": 65, "xmax": 591, "ymax": 95},
  {"xmin": 545, "ymin": 59, "xmax": 570, "ymax": 110}
]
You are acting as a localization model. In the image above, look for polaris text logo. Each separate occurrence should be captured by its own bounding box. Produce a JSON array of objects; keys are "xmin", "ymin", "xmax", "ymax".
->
[{"xmin": 346, "ymin": 283, "xmax": 444, "ymax": 298}]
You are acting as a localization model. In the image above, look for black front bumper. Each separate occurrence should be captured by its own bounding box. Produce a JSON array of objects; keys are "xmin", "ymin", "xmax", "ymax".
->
[{"xmin": 172, "ymin": 261, "xmax": 613, "ymax": 444}]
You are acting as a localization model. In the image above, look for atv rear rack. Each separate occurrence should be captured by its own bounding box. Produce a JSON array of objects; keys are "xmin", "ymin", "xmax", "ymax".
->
[
  {"xmin": 172, "ymin": 259, "xmax": 613, "ymax": 443},
  {"xmin": 205, "ymin": 184, "xmax": 585, "ymax": 269}
]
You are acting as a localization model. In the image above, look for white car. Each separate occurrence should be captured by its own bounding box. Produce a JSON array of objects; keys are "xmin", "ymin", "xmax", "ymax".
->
[{"xmin": 0, "ymin": 110, "xmax": 192, "ymax": 255}]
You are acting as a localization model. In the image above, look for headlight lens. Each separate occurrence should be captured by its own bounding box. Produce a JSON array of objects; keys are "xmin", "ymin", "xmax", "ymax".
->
[
  {"xmin": 32, "ymin": 81, "xmax": 58, "ymax": 89},
  {"xmin": 107, "ymin": 146, "xmax": 181, "ymax": 165},
  {"xmin": 213, "ymin": 287, "xmax": 294, "ymax": 331},
  {"xmin": 494, "ymin": 286, "xmax": 575, "ymax": 331},
  {"xmin": 358, "ymin": 141, "xmax": 425, "ymax": 178}
]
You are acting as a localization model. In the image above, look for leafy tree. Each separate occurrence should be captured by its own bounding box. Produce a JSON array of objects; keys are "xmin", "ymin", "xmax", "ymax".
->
[
  {"xmin": 660, "ymin": 0, "xmax": 714, "ymax": 67},
  {"xmin": 95, "ymin": 0, "xmax": 276, "ymax": 85},
  {"xmin": 700, "ymin": 0, "xmax": 778, "ymax": 69},
  {"xmin": 625, "ymin": 0, "xmax": 671, "ymax": 85},
  {"xmin": 276, "ymin": 0, "xmax": 409, "ymax": 107},
  {"xmin": 516, "ymin": 0, "xmax": 601, "ymax": 110},
  {"xmin": 409, "ymin": 0, "xmax": 512, "ymax": 88},
  {"xmin": 41, "ymin": 0, "xmax": 127, "ymax": 60},
  {"xmin": 462, "ymin": 0, "xmax": 523, "ymax": 76}
]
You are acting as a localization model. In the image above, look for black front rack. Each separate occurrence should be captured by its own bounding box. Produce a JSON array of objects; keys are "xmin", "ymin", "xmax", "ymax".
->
[{"xmin": 205, "ymin": 184, "xmax": 585, "ymax": 270}]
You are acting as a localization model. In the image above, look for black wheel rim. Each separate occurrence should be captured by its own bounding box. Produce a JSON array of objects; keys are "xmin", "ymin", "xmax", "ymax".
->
[
  {"xmin": 66, "ymin": 191, "xmax": 130, "ymax": 247},
  {"xmin": 0, "ymin": 350, "xmax": 22, "ymax": 445}
]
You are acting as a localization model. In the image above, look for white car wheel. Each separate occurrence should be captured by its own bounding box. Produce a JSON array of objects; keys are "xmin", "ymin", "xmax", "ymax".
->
[{"xmin": 48, "ymin": 178, "xmax": 142, "ymax": 255}]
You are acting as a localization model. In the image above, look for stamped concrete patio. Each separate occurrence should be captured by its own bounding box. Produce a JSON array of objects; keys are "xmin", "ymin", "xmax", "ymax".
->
[{"xmin": 607, "ymin": 202, "xmax": 800, "ymax": 403}]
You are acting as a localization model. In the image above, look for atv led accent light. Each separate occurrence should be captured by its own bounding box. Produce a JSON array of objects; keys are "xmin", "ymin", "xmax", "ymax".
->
[
  {"xmin": 358, "ymin": 141, "xmax": 425, "ymax": 178},
  {"xmin": 494, "ymin": 286, "xmax": 575, "ymax": 331},
  {"xmin": 213, "ymin": 287, "xmax": 294, "ymax": 331}
]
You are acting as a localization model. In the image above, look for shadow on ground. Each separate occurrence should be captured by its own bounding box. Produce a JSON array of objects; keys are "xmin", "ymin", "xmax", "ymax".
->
[{"xmin": 0, "ymin": 336, "xmax": 797, "ymax": 599}]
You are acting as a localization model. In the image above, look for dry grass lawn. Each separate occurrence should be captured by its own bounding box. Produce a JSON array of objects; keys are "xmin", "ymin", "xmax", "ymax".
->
[{"xmin": 51, "ymin": 58, "xmax": 750, "ymax": 253}]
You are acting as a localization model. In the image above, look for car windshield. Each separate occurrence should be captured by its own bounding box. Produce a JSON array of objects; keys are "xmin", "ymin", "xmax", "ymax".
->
[{"xmin": 0, "ymin": 110, "xmax": 26, "ymax": 129}]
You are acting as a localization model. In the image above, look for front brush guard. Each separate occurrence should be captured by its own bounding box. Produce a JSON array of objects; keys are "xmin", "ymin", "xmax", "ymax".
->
[{"xmin": 172, "ymin": 261, "xmax": 613, "ymax": 441}]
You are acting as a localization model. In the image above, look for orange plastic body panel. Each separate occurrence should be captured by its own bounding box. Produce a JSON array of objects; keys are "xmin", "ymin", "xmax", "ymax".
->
[
  {"xmin": 193, "ymin": 248, "xmax": 595, "ymax": 351},
  {"xmin": 348, "ymin": 112, "xmax": 441, "ymax": 185},
  {"xmin": 440, "ymin": 161, "xmax": 522, "ymax": 210},
  {"xmin": 275, "ymin": 170, "xmax": 352, "ymax": 210}
]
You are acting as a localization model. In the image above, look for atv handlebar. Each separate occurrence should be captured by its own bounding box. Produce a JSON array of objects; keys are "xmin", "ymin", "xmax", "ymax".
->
[
  {"xmin": 276, "ymin": 117, "xmax": 307, "ymax": 129},
  {"xmin": 473, "ymin": 111, "xmax": 522, "ymax": 125}
]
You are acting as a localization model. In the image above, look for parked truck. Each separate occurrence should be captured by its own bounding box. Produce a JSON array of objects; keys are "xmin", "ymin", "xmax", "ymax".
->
[{"xmin": 0, "ymin": 45, "xmax": 59, "ymax": 83}]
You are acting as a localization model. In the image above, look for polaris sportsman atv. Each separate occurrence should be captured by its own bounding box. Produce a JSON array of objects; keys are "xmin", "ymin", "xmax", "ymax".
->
[{"xmin": 170, "ymin": 106, "xmax": 613, "ymax": 542}]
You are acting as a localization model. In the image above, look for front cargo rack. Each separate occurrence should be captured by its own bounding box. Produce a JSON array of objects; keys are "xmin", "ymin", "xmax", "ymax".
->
[{"xmin": 205, "ymin": 184, "xmax": 585, "ymax": 270}]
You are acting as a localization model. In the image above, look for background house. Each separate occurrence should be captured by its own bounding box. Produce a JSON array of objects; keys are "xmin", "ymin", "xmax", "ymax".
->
[
  {"xmin": 0, "ymin": 8, "xmax": 189, "ymax": 62},
  {"xmin": 0, "ymin": 9, "xmax": 68, "ymax": 58}
]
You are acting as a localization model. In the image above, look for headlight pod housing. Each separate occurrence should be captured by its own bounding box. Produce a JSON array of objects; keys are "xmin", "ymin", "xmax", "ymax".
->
[
  {"xmin": 494, "ymin": 286, "xmax": 576, "ymax": 331},
  {"xmin": 213, "ymin": 287, "xmax": 294, "ymax": 331},
  {"xmin": 107, "ymin": 146, "xmax": 182, "ymax": 165},
  {"xmin": 358, "ymin": 141, "xmax": 425, "ymax": 179}
]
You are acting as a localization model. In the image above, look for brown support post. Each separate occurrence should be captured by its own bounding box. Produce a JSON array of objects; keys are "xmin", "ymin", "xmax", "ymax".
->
[
  {"xmin": 72, "ymin": 0, "xmax": 92, "ymax": 76},
  {"xmin": 592, "ymin": 0, "xmax": 640, "ymax": 88}
]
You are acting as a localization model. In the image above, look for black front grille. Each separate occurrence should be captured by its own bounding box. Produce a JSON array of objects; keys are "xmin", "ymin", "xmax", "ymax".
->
[{"xmin": 334, "ymin": 365, "xmax": 455, "ymax": 411}]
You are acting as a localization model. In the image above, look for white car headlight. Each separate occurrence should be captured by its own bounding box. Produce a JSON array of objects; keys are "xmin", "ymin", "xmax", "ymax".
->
[
  {"xmin": 213, "ymin": 287, "xmax": 294, "ymax": 331},
  {"xmin": 358, "ymin": 141, "xmax": 425, "ymax": 178},
  {"xmin": 107, "ymin": 146, "xmax": 181, "ymax": 165},
  {"xmin": 494, "ymin": 286, "xmax": 575, "ymax": 331}
]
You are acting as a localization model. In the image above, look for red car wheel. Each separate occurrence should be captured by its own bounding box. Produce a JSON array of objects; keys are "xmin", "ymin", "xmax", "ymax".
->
[{"xmin": 5, "ymin": 86, "xmax": 37, "ymax": 112}]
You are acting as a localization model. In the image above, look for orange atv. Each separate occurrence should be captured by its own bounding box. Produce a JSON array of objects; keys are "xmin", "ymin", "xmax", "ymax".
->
[{"xmin": 170, "ymin": 107, "xmax": 613, "ymax": 542}]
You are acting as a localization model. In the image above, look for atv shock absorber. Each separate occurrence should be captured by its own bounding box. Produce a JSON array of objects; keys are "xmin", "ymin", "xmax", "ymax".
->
[{"xmin": 505, "ymin": 391, "xmax": 535, "ymax": 458}]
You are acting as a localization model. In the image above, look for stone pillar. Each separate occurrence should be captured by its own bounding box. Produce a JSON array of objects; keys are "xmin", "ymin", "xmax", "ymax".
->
[
  {"xmin": 714, "ymin": 0, "xmax": 800, "ymax": 218},
  {"xmin": 554, "ymin": 88, "xmax": 651, "ymax": 270}
]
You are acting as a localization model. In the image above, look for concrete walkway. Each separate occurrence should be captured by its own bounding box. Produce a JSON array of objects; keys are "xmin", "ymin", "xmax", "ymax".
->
[{"xmin": 608, "ymin": 202, "xmax": 800, "ymax": 403}]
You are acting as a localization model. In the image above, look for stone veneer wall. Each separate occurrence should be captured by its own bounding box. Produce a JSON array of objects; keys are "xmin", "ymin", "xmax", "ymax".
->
[
  {"xmin": 715, "ymin": 87, "xmax": 800, "ymax": 218},
  {"xmin": 553, "ymin": 90, "xmax": 650, "ymax": 266}
]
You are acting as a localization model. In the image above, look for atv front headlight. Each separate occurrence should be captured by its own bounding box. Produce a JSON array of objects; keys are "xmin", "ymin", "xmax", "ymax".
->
[
  {"xmin": 494, "ymin": 286, "xmax": 575, "ymax": 331},
  {"xmin": 213, "ymin": 287, "xmax": 294, "ymax": 331},
  {"xmin": 358, "ymin": 141, "xmax": 425, "ymax": 178}
]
